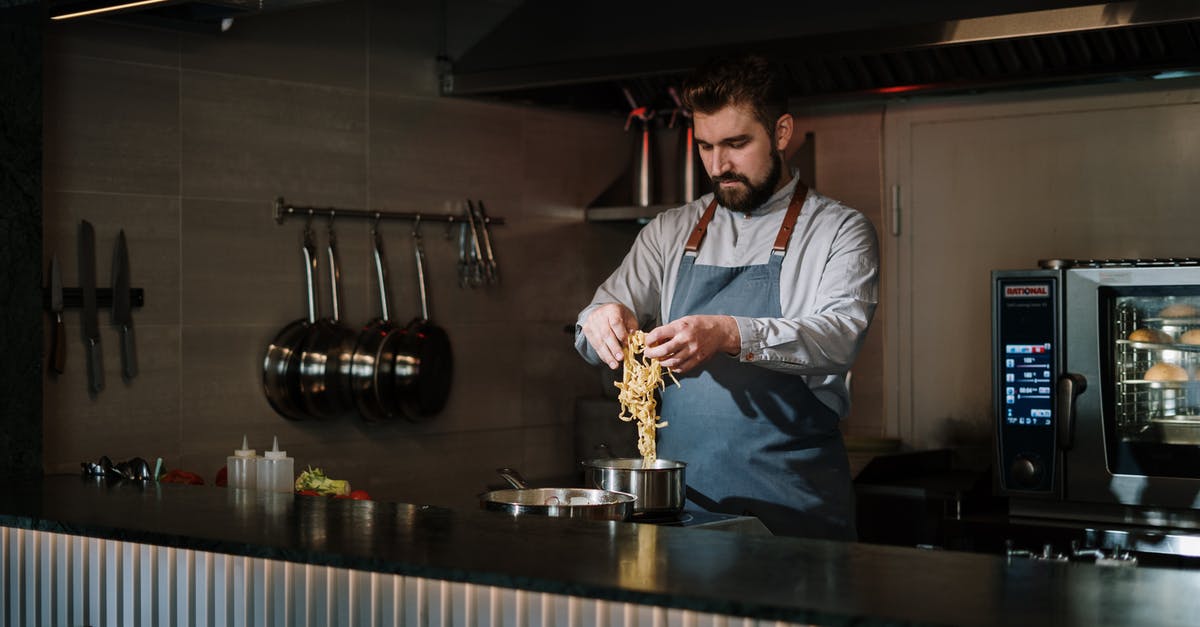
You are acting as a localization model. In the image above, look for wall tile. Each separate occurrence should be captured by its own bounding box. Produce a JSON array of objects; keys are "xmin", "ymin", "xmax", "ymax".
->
[
  {"xmin": 43, "ymin": 55, "xmax": 180, "ymax": 195},
  {"xmin": 366, "ymin": 0, "xmax": 441, "ymax": 98},
  {"xmin": 181, "ymin": 70, "xmax": 367, "ymax": 205},
  {"xmin": 48, "ymin": 19, "xmax": 179, "ymax": 67},
  {"xmin": 367, "ymin": 94, "xmax": 525, "ymax": 206},
  {"xmin": 180, "ymin": 197, "xmax": 373, "ymax": 327},
  {"xmin": 180, "ymin": 0, "xmax": 367, "ymax": 91},
  {"xmin": 43, "ymin": 325, "xmax": 182, "ymax": 474}
]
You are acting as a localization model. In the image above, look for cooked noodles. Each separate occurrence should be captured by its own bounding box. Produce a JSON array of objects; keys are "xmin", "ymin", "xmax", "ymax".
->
[{"xmin": 615, "ymin": 330, "xmax": 679, "ymax": 464}]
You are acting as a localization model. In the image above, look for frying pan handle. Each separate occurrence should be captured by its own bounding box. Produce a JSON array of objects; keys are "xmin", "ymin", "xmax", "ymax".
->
[
  {"xmin": 327, "ymin": 218, "xmax": 343, "ymax": 322},
  {"xmin": 496, "ymin": 467, "xmax": 529, "ymax": 489},
  {"xmin": 372, "ymin": 223, "xmax": 391, "ymax": 321},
  {"xmin": 413, "ymin": 221, "xmax": 430, "ymax": 320},
  {"xmin": 302, "ymin": 223, "xmax": 319, "ymax": 324}
]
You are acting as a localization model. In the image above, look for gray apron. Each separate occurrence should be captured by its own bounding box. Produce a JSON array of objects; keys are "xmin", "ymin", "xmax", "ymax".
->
[{"xmin": 658, "ymin": 187, "xmax": 855, "ymax": 540}]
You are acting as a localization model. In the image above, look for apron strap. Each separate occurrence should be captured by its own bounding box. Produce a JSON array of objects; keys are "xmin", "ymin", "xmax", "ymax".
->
[
  {"xmin": 685, "ymin": 181, "xmax": 810, "ymax": 254},
  {"xmin": 772, "ymin": 181, "xmax": 809, "ymax": 253},
  {"xmin": 684, "ymin": 198, "xmax": 718, "ymax": 253}
]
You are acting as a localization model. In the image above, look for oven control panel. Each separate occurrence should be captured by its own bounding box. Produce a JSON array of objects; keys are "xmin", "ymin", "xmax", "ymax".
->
[{"xmin": 994, "ymin": 272, "xmax": 1060, "ymax": 494}]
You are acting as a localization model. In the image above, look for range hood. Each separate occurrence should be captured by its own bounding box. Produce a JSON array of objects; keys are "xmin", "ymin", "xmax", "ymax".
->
[{"xmin": 444, "ymin": 0, "xmax": 1200, "ymax": 114}]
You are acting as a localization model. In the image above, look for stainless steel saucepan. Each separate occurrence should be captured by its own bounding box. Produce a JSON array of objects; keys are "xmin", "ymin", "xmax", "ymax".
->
[
  {"xmin": 581, "ymin": 455, "xmax": 686, "ymax": 518},
  {"xmin": 479, "ymin": 468, "xmax": 635, "ymax": 522}
]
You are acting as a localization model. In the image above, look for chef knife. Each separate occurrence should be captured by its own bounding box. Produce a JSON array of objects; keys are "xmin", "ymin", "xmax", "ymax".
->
[
  {"xmin": 49, "ymin": 256, "xmax": 65, "ymax": 374},
  {"xmin": 79, "ymin": 220, "xmax": 104, "ymax": 393},
  {"xmin": 111, "ymin": 229, "xmax": 137, "ymax": 381}
]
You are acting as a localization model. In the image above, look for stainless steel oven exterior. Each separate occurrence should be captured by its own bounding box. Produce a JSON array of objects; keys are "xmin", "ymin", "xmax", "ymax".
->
[{"xmin": 994, "ymin": 263, "xmax": 1200, "ymax": 525}]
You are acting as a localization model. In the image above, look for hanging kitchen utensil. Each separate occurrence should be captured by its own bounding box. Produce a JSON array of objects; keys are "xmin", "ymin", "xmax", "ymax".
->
[
  {"xmin": 111, "ymin": 229, "xmax": 137, "ymax": 381},
  {"xmin": 668, "ymin": 86, "xmax": 699, "ymax": 204},
  {"xmin": 297, "ymin": 215, "xmax": 358, "ymax": 420},
  {"xmin": 469, "ymin": 199, "xmax": 499, "ymax": 285},
  {"xmin": 262, "ymin": 217, "xmax": 319, "ymax": 421},
  {"xmin": 462, "ymin": 202, "xmax": 484, "ymax": 288},
  {"xmin": 79, "ymin": 220, "xmax": 104, "ymax": 394},
  {"xmin": 479, "ymin": 467, "xmax": 636, "ymax": 522},
  {"xmin": 456, "ymin": 218, "xmax": 469, "ymax": 288},
  {"xmin": 623, "ymin": 86, "xmax": 655, "ymax": 208},
  {"xmin": 394, "ymin": 217, "xmax": 453, "ymax": 420},
  {"xmin": 349, "ymin": 218, "xmax": 407, "ymax": 422}
]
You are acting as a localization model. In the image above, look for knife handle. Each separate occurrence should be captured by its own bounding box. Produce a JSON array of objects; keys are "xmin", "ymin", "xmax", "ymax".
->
[
  {"xmin": 51, "ymin": 313, "xmax": 65, "ymax": 374},
  {"xmin": 87, "ymin": 339, "xmax": 105, "ymax": 394},
  {"xmin": 121, "ymin": 326, "xmax": 138, "ymax": 380}
]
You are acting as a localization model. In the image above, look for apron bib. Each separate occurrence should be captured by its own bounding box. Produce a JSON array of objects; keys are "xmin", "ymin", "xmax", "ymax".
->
[{"xmin": 658, "ymin": 186, "xmax": 855, "ymax": 540}]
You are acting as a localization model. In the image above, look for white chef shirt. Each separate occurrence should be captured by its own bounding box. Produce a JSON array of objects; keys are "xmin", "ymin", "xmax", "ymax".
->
[{"xmin": 574, "ymin": 171, "xmax": 879, "ymax": 417}]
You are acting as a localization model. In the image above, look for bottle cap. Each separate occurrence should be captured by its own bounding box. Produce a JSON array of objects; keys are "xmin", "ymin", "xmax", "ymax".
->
[
  {"xmin": 234, "ymin": 434, "xmax": 256, "ymax": 458},
  {"xmin": 264, "ymin": 435, "xmax": 288, "ymax": 460}
]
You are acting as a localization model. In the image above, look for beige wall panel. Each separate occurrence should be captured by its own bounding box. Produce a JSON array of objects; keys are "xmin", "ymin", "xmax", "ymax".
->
[{"xmin": 885, "ymin": 79, "xmax": 1200, "ymax": 450}]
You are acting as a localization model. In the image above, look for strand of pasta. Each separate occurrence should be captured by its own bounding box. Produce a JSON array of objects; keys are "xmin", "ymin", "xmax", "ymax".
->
[{"xmin": 614, "ymin": 330, "xmax": 679, "ymax": 464}]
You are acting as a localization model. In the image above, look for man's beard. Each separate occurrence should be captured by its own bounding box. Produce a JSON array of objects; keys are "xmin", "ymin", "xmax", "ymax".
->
[{"xmin": 711, "ymin": 150, "xmax": 783, "ymax": 213}]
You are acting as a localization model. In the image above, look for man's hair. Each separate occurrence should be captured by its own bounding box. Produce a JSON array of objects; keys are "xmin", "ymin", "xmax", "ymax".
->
[{"xmin": 680, "ymin": 53, "xmax": 790, "ymax": 137}]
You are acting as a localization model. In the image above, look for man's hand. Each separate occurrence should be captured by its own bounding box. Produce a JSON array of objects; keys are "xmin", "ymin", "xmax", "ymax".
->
[
  {"xmin": 642, "ymin": 315, "xmax": 740, "ymax": 374},
  {"xmin": 582, "ymin": 303, "xmax": 638, "ymax": 369}
]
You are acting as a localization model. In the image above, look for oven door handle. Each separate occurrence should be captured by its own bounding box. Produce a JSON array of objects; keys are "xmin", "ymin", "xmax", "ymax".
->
[{"xmin": 1056, "ymin": 373, "xmax": 1087, "ymax": 450}]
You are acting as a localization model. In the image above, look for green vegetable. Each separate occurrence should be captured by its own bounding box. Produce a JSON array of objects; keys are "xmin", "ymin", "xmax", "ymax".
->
[{"xmin": 293, "ymin": 466, "xmax": 350, "ymax": 496}]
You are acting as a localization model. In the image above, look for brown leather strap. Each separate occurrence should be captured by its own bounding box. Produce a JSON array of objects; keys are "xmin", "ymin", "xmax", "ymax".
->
[
  {"xmin": 684, "ymin": 181, "xmax": 811, "ymax": 254},
  {"xmin": 684, "ymin": 198, "xmax": 719, "ymax": 252},
  {"xmin": 771, "ymin": 181, "xmax": 809, "ymax": 253}
]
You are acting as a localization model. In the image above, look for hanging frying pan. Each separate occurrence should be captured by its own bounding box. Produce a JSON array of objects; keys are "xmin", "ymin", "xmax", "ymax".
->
[
  {"xmin": 262, "ymin": 220, "xmax": 319, "ymax": 420},
  {"xmin": 298, "ymin": 217, "xmax": 358, "ymax": 420},
  {"xmin": 350, "ymin": 220, "xmax": 407, "ymax": 422},
  {"xmin": 393, "ymin": 218, "xmax": 453, "ymax": 420}
]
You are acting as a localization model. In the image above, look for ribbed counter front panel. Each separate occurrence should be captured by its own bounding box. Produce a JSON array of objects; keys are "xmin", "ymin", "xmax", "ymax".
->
[{"xmin": 1, "ymin": 527, "xmax": 784, "ymax": 627}]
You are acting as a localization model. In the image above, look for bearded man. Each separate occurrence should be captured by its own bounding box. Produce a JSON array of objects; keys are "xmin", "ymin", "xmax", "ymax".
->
[{"xmin": 575, "ymin": 53, "xmax": 879, "ymax": 540}]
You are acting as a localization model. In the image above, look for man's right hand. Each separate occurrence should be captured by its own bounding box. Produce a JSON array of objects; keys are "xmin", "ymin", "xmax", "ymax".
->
[{"xmin": 582, "ymin": 303, "xmax": 638, "ymax": 370}]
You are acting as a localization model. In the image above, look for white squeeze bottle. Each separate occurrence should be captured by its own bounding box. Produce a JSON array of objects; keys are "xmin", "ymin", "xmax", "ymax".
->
[
  {"xmin": 257, "ymin": 436, "xmax": 295, "ymax": 493},
  {"xmin": 227, "ymin": 435, "xmax": 257, "ymax": 490}
]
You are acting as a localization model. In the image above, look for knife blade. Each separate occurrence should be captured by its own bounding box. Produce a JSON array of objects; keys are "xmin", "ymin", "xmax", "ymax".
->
[
  {"xmin": 49, "ymin": 256, "xmax": 65, "ymax": 374},
  {"xmin": 111, "ymin": 229, "xmax": 137, "ymax": 381},
  {"xmin": 79, "ymin": 220, "xmax": 104, "ymax": 394}
]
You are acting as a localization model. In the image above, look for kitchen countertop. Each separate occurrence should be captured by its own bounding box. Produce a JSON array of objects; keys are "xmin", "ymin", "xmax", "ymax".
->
[{"xmin": 4, "ymin": 475, "xmax": 1200, "ymax": 626}]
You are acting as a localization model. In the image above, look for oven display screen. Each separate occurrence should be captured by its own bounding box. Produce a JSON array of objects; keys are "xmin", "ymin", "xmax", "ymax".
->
[
  {"xmin": 997, "ymin": 279, "xmax": 1057, "ymax": 430},
  {"xmin": 1003, "ymin": 344, "xmax": 1053, "ymax": 427}
]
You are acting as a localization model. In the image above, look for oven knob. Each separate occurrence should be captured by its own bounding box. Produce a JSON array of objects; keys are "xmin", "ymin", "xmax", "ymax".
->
[{"xmin": 1011, "ymin": 455, "xmax": 1043, "ymax": 487}]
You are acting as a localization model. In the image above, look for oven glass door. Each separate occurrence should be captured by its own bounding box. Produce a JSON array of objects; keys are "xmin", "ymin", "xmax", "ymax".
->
[{"xmin": 1104, "ymin": 287, "xmax": 1200, "ymax": 478}]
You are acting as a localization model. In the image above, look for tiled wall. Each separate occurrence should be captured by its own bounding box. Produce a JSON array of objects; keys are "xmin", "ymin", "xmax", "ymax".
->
[
  {"xmin": 41, "ymin": 1, "xmax": 636, "ymax": 509},
  {"xmin": 40, "ymin": 1, "xmax": 890, "ymax": 509}
]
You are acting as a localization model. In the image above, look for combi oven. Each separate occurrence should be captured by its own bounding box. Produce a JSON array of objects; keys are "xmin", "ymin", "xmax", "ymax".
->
[{"xmin": 993, "ymin": 259, "xmax": 1200, "ymax": 534}]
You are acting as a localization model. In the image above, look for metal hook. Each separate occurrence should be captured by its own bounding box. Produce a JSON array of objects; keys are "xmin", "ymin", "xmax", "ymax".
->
[
  {"xmin": 412, "ymin": 214, "xmax": 423, "ymax": 239},
  {"xmin": 303, "ymin": 209, "xmax": 315, "ymax": 241},
  {"xmin": 370, "ymin": 212, "xmax": 381, "ymax": 236}
]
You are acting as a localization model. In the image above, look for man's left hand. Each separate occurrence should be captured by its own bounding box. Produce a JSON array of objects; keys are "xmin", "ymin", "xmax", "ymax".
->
[{"xmin": 643, "ymin": 315, "xmax": 740, "ymax": 374}]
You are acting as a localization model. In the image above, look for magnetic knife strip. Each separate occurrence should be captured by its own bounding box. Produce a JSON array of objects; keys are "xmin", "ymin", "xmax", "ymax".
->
[{"xmin": 43, "ymin": 288, "xmax": 144, "ymax": 310}]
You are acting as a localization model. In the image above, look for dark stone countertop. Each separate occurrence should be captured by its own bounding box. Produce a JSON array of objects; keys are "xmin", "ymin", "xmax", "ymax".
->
[{"xmin": 5, "ymin": 475, "xmax": 1200, "ymax": 626}]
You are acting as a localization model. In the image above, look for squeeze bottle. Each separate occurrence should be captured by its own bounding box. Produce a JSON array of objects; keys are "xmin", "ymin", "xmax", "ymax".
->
[
  {"xmin": 257, "ymin": 436, "xmax": 295, "ymax": 493},
  {"xmin": 226, "ymin": 435, "xmax": 257, "ymax": 490}
]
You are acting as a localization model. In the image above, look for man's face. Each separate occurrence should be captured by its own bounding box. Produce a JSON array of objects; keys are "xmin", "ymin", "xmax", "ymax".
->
[{"xmin": 693, "ymin": 104, "xmax": 785, "ymax": 213}]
